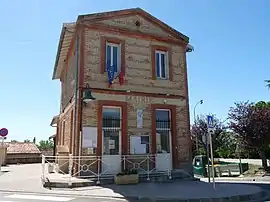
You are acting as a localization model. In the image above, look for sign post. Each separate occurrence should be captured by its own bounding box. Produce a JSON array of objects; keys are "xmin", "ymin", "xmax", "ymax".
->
[
  {"xmin": 0, "ymin": 128, "xmax": 8, "ymax": 171},
  {"xmin": 207, "ymin": 115, "xmax": 215, "ymax": 190},
  {"xmin": 0, "ymin": 128, "xmax": 8, "ymax": 147}
]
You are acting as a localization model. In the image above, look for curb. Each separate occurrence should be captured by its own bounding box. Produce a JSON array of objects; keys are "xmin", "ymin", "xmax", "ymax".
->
[
  {"xmin": 200, "ymin": 177, "xmax": 270, "ymax": 182},
  {"xmin": 43, "ymin": 181, "xmax": 94, "ymax": 188},
  {"xmin": 42, "ymin": 177, "xmax": 199, "ymax": 189},
  {"xmin": 0, "ymin": 188, "xmax": 267, "ymax": 202}
]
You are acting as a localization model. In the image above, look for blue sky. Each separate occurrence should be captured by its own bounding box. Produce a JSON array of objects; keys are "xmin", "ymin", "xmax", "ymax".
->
[{"xmin": 0, "ymin": 0, "xmax": 269, "ymax": 142}]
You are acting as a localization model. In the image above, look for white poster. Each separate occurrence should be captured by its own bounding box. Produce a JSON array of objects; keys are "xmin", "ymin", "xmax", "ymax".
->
[
  {"xmin": 109, "ymin": 139, "xmax": 115, "ymax": 149},
  {"xmin": 82, "ymin": 127, "xmax": 97, "ymax": 148},
  {"xmin": 137, "ymin": 109, "xmax": 143, "ymax": 128},
  {"xmin": 130, "ymin": 136, "xmax": 147, "ymax": 154}
]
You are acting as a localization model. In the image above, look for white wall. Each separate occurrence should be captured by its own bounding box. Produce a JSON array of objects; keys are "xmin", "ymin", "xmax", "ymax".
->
[{"xmin": 215, "ymin": 158, "xmax": 269, "ymax": 166}]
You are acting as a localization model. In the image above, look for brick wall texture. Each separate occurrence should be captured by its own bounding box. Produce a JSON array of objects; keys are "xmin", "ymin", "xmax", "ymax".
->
[{"xmin": 56, "ymin": 13, "xmax": 192, "ymax": 172}]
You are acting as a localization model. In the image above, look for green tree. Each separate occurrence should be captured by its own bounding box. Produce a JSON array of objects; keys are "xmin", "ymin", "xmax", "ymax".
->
[
  {"xmin": 215, "ymin": 131, "xmax": 240, "ymax": 158},
  {"xmin": 24, "ymin": 139, "xmax": 30, "ymax": 143},
  {"xmin": 265, "ymin": 80, "xmax": 270, "ymax": 89},
  {"xmin": 228, "ymin": 101, "xmax": 270, "ymax": 169},
  {"xmin": 37, "ymin": 140, "xmax": 54, "ymax": 150},
  {"xmin": 191, "ymin": 114, "xmax": 225, "ymax": 156}
]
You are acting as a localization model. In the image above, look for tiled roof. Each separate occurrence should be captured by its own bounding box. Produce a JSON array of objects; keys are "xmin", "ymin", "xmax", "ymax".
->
[{"xmin": 3, "ymin": 142, "xmax": 41, "ymax": 154}]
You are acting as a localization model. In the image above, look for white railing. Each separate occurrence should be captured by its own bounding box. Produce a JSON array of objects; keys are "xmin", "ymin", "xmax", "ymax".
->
[{"xmin": 41, "ymin": 154, "xmax": 172, "ymax": 185}]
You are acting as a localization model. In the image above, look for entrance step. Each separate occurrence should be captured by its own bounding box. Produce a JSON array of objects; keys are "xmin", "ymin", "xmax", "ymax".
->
[
  {"xmin": 87, "ymin": 170, "xmax": 197, "ymax": 185},
  {"xmin": 43, "ymin": 170, "xmax": 197, "ymax": 188}
]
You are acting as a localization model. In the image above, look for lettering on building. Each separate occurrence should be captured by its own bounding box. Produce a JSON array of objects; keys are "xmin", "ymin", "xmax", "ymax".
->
[{"xmin": 127, "ymin": 96, "xmax": 152, "ymax": 104}]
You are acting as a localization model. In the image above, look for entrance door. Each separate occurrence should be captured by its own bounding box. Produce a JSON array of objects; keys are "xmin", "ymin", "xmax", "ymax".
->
[
  {"xmin": 101, "ymin": 107, "xmax": 122, "ymax": 175},
  {"xmin": 155, "ymin": 109, "xmax": 172, "ymax": 171}
]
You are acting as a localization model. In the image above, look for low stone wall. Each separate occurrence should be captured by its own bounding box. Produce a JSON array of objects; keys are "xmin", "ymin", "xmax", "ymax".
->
[
  {"xmin": 0, "ymin": 147, "xmax": 7, "ymax": 166},
  {"xmin": 215, "ymin": 158, "xmax": 268, "ymax": 166},
  {"xmin": 6, "ymin": 153, "xmax": 41, "ymax": 164},
  {"xmin": 40, "ymin": 149, "xmax": 54, "ymax": 156}
]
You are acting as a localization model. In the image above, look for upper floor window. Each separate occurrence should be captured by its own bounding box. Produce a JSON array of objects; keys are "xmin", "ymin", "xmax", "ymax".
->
[
  {"xmin": 101, "ymin": 37, "xmax": 125, "ymax": 75},
  {"xmin": 106, "ymin": 42, "xmax": 121, "ymax": 73},
  {"xmin": 152, "ymin": 45, "xmax": 172, "ymax": 81},
  {"xmin": 155, "ymin": 50, "xmax": 168, "ymax": 79}
]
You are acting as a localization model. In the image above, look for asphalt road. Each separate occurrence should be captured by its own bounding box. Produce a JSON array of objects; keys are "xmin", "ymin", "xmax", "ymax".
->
[
  {"xmin": 220, "ymin": 182, "xmax": 270, "ymax": 201},
  {"xmin": 0, "ymin": 182, "xmax": 270, "ymax": 202},
  {"xmin": 0, "ymin": 191, "xmax": 130, "ymax": 202}
]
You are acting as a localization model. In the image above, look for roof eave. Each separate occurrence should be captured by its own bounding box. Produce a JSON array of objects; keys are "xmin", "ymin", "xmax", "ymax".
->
[
  {"xmin": 135, "ymin": 8, "xmax": 189, "ymax": 43},
  {"xmin": 50, "ymin": 115, "xmax": 59, "ymax": 127},
  {"xmin": 78, "ymin": 8, "xmax": 189, "ymax": 43},
  {"xmin": 52, "ymin": 26, "xmax": 67, "ymax": 80}
]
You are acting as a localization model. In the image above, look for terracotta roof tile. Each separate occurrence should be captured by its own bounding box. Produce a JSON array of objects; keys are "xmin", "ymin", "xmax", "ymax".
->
[{"xmin": 3, "ymin": 142, "xmax": 41, "ymax": 154}]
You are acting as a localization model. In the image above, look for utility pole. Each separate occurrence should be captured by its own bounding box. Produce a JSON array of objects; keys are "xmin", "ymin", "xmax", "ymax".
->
[
  {"xmin": 207, "ymin": 115, "xmax": 216, "ymax": 190},
  {"xmin": 193, "ymin": 100, "xmax": 203, "ymax": 153}
]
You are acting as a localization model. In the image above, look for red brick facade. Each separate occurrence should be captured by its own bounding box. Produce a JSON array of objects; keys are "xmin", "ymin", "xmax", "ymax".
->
[{"xmin": 52, "ymin": 8, "xmax": 193, "ymax": 173}]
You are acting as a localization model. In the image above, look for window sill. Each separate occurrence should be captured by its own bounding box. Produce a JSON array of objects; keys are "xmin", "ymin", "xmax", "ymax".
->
[{"xmin": 156, "ymin": 77, "xmax": 169, "ymax": 80}]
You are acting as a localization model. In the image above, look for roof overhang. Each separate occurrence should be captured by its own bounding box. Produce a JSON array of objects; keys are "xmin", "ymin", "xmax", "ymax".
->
[
  {"xmin": 50, "ymin": 115, "xmax": 59, "ymax": 127},
  {"xmin": 52, "ymin": 23, "xmax": 76, "ymax": 80}
]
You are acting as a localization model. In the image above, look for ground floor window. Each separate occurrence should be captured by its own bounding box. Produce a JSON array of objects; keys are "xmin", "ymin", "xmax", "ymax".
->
[
  {"xmin": 102, "ymin": 107, "xmax": 121, "ymax": 155},
  {"xmin": 155, "ymin": 109, "xmax": 171, "ymax": 154}
]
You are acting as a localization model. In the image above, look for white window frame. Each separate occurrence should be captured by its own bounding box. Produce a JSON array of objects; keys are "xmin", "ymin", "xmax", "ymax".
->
[
  {"xmin": 155, "ymin": 50, "xmax": 169, "ymax": 79},
  {"xmin": 106, "ymin": 42, "xmax": 121, "ymax": 72}
]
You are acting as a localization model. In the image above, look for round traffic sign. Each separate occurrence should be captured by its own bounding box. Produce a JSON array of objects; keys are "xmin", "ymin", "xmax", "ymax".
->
[{"xmin": 0, "ymin": 128, "xmax": 8, "ymax": 137}]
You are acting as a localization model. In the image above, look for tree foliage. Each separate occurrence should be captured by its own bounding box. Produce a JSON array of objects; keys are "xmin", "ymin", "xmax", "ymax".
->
[
  {"xmin": 191, "ymin": 115, "xmax": 225, "ymax": 156},
  {"xmin": 228, "ymin": 101, "xmax": 270, "ymax": 169},
  {"xmin": 215, "ymin": 131, "xmax": 239, "ymax": 158},
  {"xmin": 37, "ymin": 140, "xmax": 54, "ymax": 150},
  {"xmin": 265, "ymin": 80, "xmax": 270, "ymax": 89}
]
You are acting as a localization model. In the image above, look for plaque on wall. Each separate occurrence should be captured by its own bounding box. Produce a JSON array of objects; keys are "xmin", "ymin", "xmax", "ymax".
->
[
  {"xmin": 82, "ymin": 127, "xmax": 97, "ymax": 148},
  {"xmin": 137, "ymin": 109, "xmax": 143, "ymax": 128}
]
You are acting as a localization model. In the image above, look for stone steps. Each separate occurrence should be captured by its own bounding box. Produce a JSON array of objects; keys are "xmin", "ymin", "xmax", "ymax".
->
[{"xmin": 80, "ymin": 170, "xmax": 196, "ymax": 185}]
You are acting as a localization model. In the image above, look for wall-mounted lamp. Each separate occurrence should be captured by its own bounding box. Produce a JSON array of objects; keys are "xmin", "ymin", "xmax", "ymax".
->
[
  {"xmin": 186, "ymin": 44, "xmax": 194, "ymax": 53},
  {"xmin": 82, "ymin": 83, "xmax": 96, "ymax": 103}
]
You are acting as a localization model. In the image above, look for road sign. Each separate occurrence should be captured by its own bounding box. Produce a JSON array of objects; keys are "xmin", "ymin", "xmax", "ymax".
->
[
  {"xmin": 0, "ymin": 128, "xmax": 8, "ymax": 137},
  {"xmin": 207, "ymin": 115, "xmax": 214, "ymax": 129}
]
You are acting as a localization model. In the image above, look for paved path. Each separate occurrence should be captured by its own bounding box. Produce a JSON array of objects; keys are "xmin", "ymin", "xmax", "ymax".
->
[{"xmin": 0, "ymin": 164, "xmax": 269, "ymax": 201}]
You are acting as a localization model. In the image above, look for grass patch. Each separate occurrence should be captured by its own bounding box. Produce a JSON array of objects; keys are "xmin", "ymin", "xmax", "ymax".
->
[{"xmin": 242, "ymin": 164, "xmax": 264, "ymax": 177}]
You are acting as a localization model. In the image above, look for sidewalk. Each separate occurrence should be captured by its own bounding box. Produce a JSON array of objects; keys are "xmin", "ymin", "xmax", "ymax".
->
[{"xmin": 0, "ymin": 164, "xmax": 269, "ymax": 202}]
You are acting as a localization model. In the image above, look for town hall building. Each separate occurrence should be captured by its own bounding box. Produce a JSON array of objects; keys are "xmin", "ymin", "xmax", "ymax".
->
[{"xmin": 50, "ymin": 8, "xmax": 194, "ymax": 177}]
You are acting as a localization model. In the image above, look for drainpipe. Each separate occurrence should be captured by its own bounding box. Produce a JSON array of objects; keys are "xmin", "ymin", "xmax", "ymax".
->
[{"xmin": 73, "ymin": 32, "xmax": 79, "ymax": 174}]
